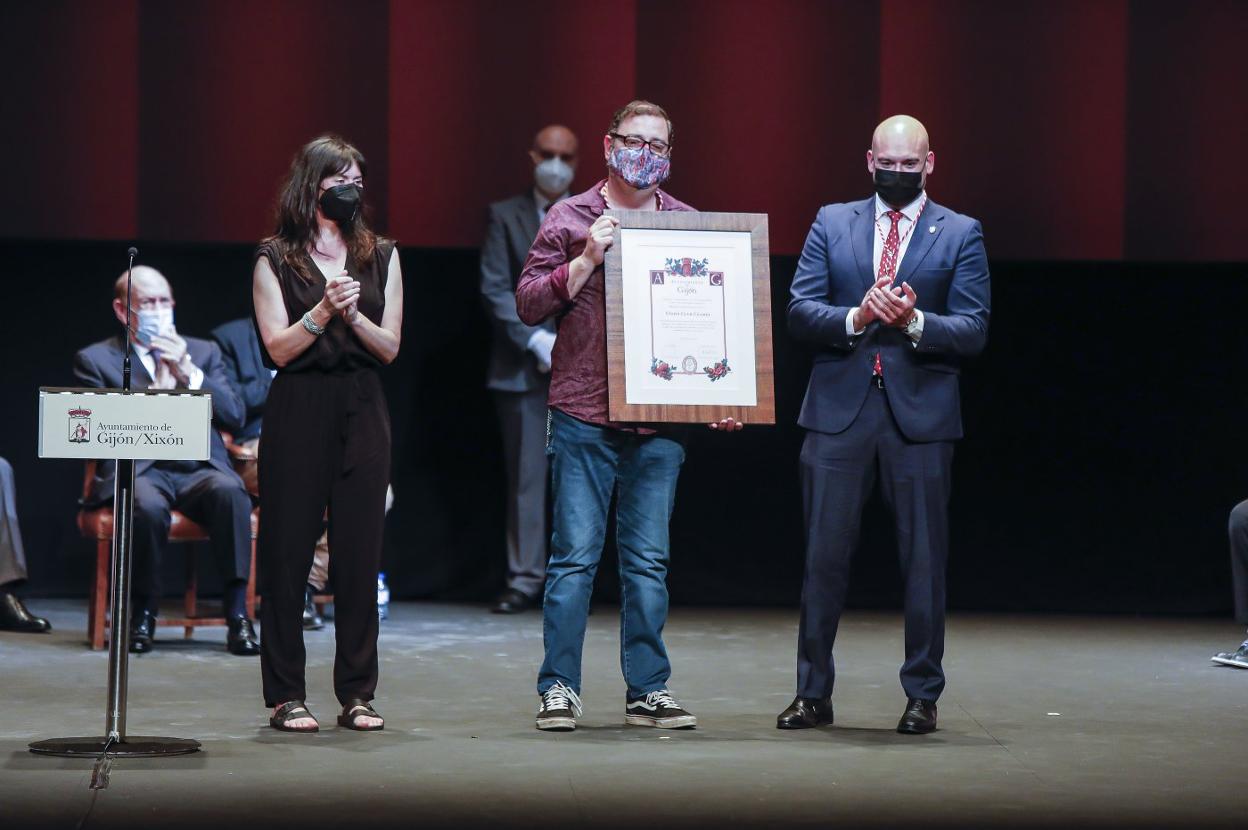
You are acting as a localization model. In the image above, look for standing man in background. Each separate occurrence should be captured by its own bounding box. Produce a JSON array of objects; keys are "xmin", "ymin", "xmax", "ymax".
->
[
  {"xmin": 480, "ymin": 125, "xmax": 578, "ymax": 615},
  {"xmin": 780, "ymin": 115, "xmax": 990, "ymax": 735}
]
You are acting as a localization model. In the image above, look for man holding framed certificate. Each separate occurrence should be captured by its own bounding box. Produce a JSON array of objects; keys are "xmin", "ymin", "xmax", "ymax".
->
[
  {"xmin": 780, "ymin": 115, "xmax": 990, "ymax": 735},
  {"xmin": 516, "ymin": 100, "xmax": 742, "ymax": 732}
]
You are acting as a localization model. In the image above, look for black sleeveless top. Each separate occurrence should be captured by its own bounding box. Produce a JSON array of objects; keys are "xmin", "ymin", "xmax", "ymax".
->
[{"xmin": 254, "ymin": 239, "xmax": 394, "ymax": 373}]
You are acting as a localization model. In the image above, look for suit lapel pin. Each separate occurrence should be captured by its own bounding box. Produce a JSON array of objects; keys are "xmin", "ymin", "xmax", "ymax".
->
[{"xmin": 928, "ymin": 225, "xmax": 936, "ymax": 234}]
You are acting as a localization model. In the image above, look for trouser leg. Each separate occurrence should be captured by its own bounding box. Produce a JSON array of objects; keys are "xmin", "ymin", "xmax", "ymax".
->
[
  {"xmin": 328, "ymin": 378, "xmax": 390, "ymax": 706},
  {"xmin": 537, "ymin": 411, "xmax": 618, "ymax": 695},
  {"xmin": 0, "ymin": 457, "xmax": 29, "ymax": 587},
  {"xmin": 132, "ymin": 471, "xmax": 176, "ymax": 616},
  {"xmin": 258, "ymin": 376, "xmax": 336, "ymax": 708},
  {"xmin": 308, "ymin": 533, "xmax": 329, "ymax": 592},
  {"xmin": 614, "ymin": 433, "xmax": 684, "ymax": 699},
  {"xmin": 175, "ymin": 467, "xmax": 252, "ymax": 618},
  {"xmin": 876, "ymin": 391, "xmax": 954, "ymax": 702},
  {"xmin": 795, "ymin": 408, "xmax": 878, "ymax": 700},
  {"xmin": 495, "ymin": 389, "xmax": 551, "ymax": 598},
  {"xmin": 1230, "ymin": 500, "xmax": 1248, "ymax": 626}
]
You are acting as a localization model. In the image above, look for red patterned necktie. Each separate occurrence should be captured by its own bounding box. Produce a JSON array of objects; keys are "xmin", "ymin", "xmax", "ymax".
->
[{"xmin": 873, "ymin": 210, "xmax": 903, "ymax": 378}]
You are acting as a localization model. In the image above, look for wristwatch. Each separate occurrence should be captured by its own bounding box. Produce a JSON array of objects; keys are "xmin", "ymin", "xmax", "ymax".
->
[{"xmin": 902, "ymin": 312, "xmax": 921, "ymax": 337}]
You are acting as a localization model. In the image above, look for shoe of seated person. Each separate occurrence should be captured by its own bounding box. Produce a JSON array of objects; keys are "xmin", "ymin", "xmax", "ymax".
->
[
  {"xmin": 1211, "ymin": 641, "xmax": 1248, "ymax": 669},
  {"xmin": 226, "ymin": 616, "xmax": 260, "ymax": 656},
  {"xmin": 129, "ymin": 609, "xmax": 156, "ymax": 654},
  {"xmin": 0, "ymin": 591, "xmax": 51, "ymax": 633},
  {"xmin": 303, "ymin": 589, "xmax": 325, "ymax": 630}
]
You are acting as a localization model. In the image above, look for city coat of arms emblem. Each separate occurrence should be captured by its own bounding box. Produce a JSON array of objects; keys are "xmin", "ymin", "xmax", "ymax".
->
[{"xmin": 68, "ymin": 407, "xmax": 91, "ymax": 444}]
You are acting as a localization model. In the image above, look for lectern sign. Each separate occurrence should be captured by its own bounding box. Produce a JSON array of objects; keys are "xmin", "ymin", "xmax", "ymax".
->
[{"xmin": 38, "ymin": 388, "xmax": 212, "ymax": 461}]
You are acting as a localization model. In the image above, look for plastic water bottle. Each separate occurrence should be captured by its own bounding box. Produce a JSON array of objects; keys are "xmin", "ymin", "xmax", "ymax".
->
[{"xmin": 377, "ymin": 572, "xmax": 390, "ymax": 621}]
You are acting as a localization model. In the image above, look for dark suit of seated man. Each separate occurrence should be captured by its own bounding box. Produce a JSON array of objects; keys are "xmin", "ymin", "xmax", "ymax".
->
[{"xmin": 73, "ymin": 265, "xmax": 259, "ymax": 656}]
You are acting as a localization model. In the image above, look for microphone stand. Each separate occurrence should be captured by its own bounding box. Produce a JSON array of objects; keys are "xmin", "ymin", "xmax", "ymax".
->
[{"xmin": 30, "ymin": 247, "xmax": 199, "ymax": 765}]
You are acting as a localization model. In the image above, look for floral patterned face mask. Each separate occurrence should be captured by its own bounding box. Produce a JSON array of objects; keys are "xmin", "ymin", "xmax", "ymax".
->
[{"xmin": 608, "ymin": 144, "xmax": 671, "ymax": 190}]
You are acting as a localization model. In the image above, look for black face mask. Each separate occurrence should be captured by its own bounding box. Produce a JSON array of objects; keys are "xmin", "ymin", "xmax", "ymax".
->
[
  {"xmin": 873, "ymin": 168, "xmax": 923, "ymax": 208},
  {"xmin": 319, "ymin": 184, "xmax": 362, "ymax": 224}
]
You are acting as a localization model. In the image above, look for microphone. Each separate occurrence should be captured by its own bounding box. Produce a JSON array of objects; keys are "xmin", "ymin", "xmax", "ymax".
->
[{"xmin": 123, "ymin": 247, "xmax": 137, "ymax": 392}]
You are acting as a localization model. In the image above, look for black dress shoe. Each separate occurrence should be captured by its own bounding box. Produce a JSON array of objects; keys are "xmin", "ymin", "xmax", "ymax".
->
[
  {"xmin": 227, "ymin": 616, "xmax": 260, "ymax": 656},
  {"xmin": 776, "ymin": 696, "xmax": 834, "ymax": 729},
  {"xmin": 491, "ymin": 588, "xmax": 539, "ymax": 615},
  {"xmin": 303, "ymin": 590, "xmax": 325, "ymax": 630},
  {"xmin": 129, "ymin": 610, "xmax": 156, "ymax": 654},
  {"xmin": 0, "ymin": 591, "xmax": 51, "ymax": 633},
  {"xmin": 897, "ymin": 698, "xmax": 937, "ymax": 734}
]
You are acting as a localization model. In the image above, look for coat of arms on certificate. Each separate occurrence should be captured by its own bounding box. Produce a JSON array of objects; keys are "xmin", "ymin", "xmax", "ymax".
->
[{"xmin": 604, "ymin": 211, "xmax": 775, "ymax": 424}]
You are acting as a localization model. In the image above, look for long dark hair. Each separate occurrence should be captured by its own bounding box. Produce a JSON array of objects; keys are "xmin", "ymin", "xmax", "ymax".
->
[{"xmin": 267, "ymin": 135, "xmax": 380, "ymax": 282}]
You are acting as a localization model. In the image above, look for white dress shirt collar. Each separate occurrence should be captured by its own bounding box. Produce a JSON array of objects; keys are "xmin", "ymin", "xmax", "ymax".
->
[{"xmin": 874, "ymin": 190, "xmax": 927, "ymax": 224}]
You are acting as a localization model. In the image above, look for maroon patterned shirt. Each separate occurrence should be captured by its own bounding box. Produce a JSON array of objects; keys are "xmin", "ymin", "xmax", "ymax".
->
[{"xmin": 515, "ymin": 179, "xmax": 694, "ymax": 429}]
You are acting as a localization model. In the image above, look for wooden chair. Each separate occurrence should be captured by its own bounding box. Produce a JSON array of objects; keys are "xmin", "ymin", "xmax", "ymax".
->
[{"xmin": 80, "ymin": 447, "xmax": 259, "ymax": 650}]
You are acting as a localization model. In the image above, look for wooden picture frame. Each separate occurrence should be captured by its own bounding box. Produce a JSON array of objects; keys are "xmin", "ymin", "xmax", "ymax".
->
[{"xmin": 603, "ymin": 210, "xmax": 775, "ymax": 424}]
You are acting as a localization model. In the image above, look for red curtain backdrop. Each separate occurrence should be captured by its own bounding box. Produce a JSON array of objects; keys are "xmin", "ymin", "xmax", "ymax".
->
[
  {"xmin": 3, "ymin": 0, "xmax": 1245, "ymax": 260},
  {"xmin": 6, "ymin": 0, "xmax": 140, "ymax": 240}
]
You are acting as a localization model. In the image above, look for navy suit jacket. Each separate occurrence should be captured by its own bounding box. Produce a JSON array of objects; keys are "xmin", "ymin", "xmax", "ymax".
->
[
  {"xmin": 211, "ymin": 318, "xmax": 271, "ymax": 441},
  {"xmin": 788, "ymin": 196, "xmax": 990, "ymax": 443},
  {"xmin": 73, "ymin": 334, "xmax": 245, "ymax": 504}
]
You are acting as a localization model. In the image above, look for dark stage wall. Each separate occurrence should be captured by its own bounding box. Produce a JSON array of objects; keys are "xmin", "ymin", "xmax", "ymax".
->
[
  {"xmin": 3, "ymin": 0, "xmax": 1248, "ymax": 259},
  {"xmin": 1, "ymin": 240, "xmax": 1244, "ymax": 617}
]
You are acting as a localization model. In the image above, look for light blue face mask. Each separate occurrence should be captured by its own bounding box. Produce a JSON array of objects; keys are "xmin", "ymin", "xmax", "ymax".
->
[{"xmin": 134, "ymin": 307, "xmax": 174, "ymax": 346}]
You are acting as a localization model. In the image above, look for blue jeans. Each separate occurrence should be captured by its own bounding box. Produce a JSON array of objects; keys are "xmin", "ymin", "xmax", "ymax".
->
[{"xmin": 537, "ymin": 410, "xmax": 685, "ymax": 699}]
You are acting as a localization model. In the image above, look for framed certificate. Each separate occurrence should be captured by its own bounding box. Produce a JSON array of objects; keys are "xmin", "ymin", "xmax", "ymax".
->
[{"xmin": 604, "ymin": 210, "xmax": 775, "ymax": 424}]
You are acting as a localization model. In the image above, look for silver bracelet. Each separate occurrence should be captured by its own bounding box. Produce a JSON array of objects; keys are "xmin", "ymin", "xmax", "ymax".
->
[{"xmin": 301, "ymin": 311, "xmax": 326, "ymax": 336}]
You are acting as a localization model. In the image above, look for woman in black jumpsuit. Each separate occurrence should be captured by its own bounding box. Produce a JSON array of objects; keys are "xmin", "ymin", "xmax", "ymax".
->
[{"xmin": 253, "ymin": 135, "xmax": 402, "ymax": 732}]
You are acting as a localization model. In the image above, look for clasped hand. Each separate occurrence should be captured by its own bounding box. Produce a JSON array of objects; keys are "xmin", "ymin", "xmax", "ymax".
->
[
  {"xmin": 855, "ymin": 276, "xmax": 917, "ymax": 329},
  {"xmin": 148, "ymin": 331, "xmax": 193, "ymax": 383},
  {"xmin": 320, "ymin": 271, "xmax": 361, "ymax": 324}
]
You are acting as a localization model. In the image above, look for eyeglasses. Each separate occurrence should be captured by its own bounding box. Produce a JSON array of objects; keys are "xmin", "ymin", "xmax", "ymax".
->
[
  {"xmin": 609, "ymin": 133, "xmax": 671, "ymax": 157},
  {"xmin": 537, "ymin": 150, "xmax": 577, "ymax": 163}
]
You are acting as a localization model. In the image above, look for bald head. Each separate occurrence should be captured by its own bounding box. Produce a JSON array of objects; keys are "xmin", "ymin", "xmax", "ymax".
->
[
  {"xmin": 533, "ymin": 124, "xmax": 578, "ymax": 157},
  {"xmin": 871, "ymin": 115, "xmax": 929, "ymax": 156},
  {"xmin": 113, "ymin": 265, "xmax": 169, "ymax": 302},
  {"xmin": 112, "ymin": 265, "xmax": 174, "ymax": 330},
  {"xmin": 866, "ymin": 114, "xmax": 935, "ymax": 206}
]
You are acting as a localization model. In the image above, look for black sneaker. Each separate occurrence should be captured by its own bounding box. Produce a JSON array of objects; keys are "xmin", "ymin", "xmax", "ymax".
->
[
  {"xmin": 1212, "ymin": 640, "xmax": 1248, "ymax": 669},
  {"xmin": 624, "ymin": 689, "xmax": 697, "ymax": 729},
  {"xmin": 536, "ymin": 681, "xmax": 582, "ymax": 731}
]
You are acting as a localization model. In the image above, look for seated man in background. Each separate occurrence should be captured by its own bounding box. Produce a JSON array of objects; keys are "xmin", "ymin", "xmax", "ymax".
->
[
  {"xmin": 0, "ymin": 456, "xmax": 52, "ymax": 633},
  {"xmin": 212, "ymin": 317, "xmax": 395, "ymax": 630},
  {"xmin": 1213, "ymin": 501, "xmax": 1248, "ymax": 669},
  {"xmin": 74, "ymin": 266, "xmax": 259, "ymax": 656}
]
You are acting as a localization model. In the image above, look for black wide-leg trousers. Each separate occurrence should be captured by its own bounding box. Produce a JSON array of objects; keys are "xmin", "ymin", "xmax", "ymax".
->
[
  {"xmin": 258, "ymin": 370, "xmax": 390, "ymax": 708},
  {"xmin": 796, "ymin": 383, "xmax": 954, "ymax": 703}
]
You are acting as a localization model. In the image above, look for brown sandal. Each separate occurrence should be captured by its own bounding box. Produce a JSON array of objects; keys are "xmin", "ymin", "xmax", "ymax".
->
[
  {"xmin": 270, "ymin": 701, "xmax": 319, "ymax": 733},
  {"xmin": 337, "ymin": 699, "xmax": 384, "ymax": 731}
]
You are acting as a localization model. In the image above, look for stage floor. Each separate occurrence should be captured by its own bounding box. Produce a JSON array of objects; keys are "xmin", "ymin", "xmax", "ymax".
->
[{"xmin": 2, "ymin": 601, "xmax": 1246, "ymax": 829}]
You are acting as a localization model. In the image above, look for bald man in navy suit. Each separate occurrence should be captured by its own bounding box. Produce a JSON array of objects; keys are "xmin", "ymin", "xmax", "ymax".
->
[
  {"xmin": 74, "ymin": 266, "xmax": 259, "ymax": 656},
  {"xmin": 778, "ymin": 116, "xmax": 990, "ymax": 735}
]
